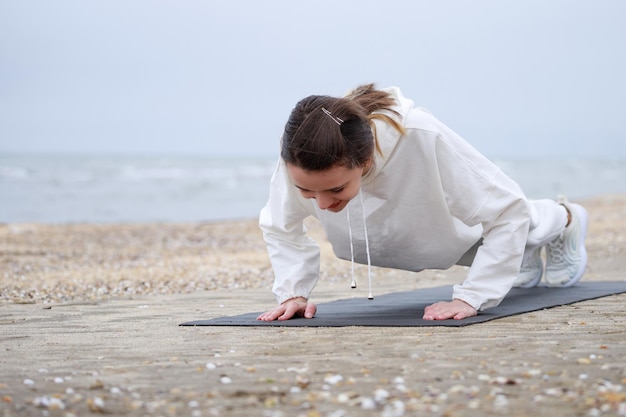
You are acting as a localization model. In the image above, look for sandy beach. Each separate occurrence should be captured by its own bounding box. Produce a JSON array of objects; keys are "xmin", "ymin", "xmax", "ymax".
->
[{"xmin": 1, "ymin": 194, "xmax": 625, "ymax": 417}]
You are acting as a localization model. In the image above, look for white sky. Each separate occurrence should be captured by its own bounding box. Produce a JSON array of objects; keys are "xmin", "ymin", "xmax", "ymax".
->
[{"xmin": 1, "ymin": 0, "xmax": 625, "ymax": 159}]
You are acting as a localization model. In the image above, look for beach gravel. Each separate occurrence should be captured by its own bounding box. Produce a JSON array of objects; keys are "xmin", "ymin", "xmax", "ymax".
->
[{"xmin": 1, "ymin": 194, "xmax": 625, "ymax": 416}]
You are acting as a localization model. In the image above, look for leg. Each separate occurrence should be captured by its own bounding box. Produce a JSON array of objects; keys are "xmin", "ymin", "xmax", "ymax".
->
[
  {"xmin": 515, "ymin": 197, "xmax": 588, "ymax": 288},
  {"xmin": 514, "ymin": 199, "xmax": 569, "ymax": 287}
]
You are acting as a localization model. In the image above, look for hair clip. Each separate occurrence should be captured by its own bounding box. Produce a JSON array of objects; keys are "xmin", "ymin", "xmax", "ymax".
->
[{"xmin": 321, "ymin": 107, "xmax": 344, "ymax": 125}]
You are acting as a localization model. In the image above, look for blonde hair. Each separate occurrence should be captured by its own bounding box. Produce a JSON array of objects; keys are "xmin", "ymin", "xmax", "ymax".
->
[{"xmin": 345, "ymin": 83, "xmax": 406, "ymax": 155}]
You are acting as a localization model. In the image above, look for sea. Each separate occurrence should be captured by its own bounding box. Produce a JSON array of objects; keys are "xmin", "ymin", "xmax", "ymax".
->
[{"xmin": 1, "ymin": 153, "xmax": 625, "ymax": 224}]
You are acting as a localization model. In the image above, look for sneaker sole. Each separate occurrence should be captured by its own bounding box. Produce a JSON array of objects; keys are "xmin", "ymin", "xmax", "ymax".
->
[{"xmin": 515, "ymin": 260, "xmax": 543, "ymax": 288}]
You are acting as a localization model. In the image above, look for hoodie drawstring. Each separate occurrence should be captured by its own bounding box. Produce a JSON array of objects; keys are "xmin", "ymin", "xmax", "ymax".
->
[
  {"xmin": 346, "ymin": 205, "xmax": 357, "ymax": 289},
  {"xmin": 346, "ymin": 190, "xmax": 373, "ymax": 300}
]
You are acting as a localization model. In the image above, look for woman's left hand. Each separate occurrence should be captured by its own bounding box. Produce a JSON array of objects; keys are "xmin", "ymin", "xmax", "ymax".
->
[{"xmin": 423, "ymin": 299, "xmax": 477, "ymax": 320}]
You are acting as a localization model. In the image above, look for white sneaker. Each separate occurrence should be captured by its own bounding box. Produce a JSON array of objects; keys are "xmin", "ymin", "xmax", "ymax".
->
[
  {"xmin": 544, "ymin": 199, "xmax": 588, "ymax": 287},
  {"xmin": 514, "ymin": 246, "xmax": 543, "ymax": 288}
]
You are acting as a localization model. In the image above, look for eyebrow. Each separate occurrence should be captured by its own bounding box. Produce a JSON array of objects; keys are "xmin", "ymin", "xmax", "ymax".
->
[{"xmin": 294, "ymin": 182, "xmax": 348, "ymax": 193}]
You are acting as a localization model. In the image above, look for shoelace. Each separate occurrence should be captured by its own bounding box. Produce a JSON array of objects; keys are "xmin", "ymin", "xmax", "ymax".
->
[{"xmin": 548, "ymin": 234, "xmax": 565, "ymax": 264}]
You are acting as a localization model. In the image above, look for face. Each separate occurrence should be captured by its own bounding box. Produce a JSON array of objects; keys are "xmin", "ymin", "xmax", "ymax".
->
[{"xmin": 287, "ymin": 163, "xmax": 365, "ymax": 212}]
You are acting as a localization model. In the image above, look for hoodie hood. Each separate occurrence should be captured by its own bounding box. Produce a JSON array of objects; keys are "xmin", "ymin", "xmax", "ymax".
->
[{"xmin": 361, "ymin": 86, "xmax": 416, "ymax": 183}]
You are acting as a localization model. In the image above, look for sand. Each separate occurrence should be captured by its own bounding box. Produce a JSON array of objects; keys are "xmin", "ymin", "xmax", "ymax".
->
[{"xmin": 1, "ymin": 194, "xmax": 625, "ymax": 417}]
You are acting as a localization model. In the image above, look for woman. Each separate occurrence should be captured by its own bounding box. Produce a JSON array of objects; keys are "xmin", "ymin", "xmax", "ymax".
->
[{"xmin": 257, "ymin": 84, "xmax": 588, "ymax": 321}]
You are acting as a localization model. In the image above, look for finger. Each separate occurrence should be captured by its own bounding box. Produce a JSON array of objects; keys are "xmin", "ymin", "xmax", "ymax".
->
[
  {"xmin": 270, "ymin": 306, "xmax": 289, "ymax": 321},
  {"xmin": 424, "ymin": 305, "xmax": 455, "ymax": 321},
  {"xmin": 422, "ymin": 305, "xmax": 434, "ymax": 320},
  {"xmin": 453, "ymin": 308, "xmax": 477, "ymax": 320},
  {"xmin": 433, "ymin": 311, "xmax": 455, "ymax": 320},
  {"xmin": 277, "ymin": 304, "xmax": 298, "ymax": 321},
  {"xmin": 304, "ymin": 303, "xmax": 317, "ymax": 319},
  {"xmin": 257, "ymin": 306, "xmax": 284, "ymax": 321},
  {"xmin": 422, "ymin": 304, "xmax": 440, "ymax": 320},
  {"xmin": 256, "ymin": 310, "xmax": 272, "ymax": 320},
  {"xmin": 256, "ymin": 312, "xmax": 272, "ymax": 321}
]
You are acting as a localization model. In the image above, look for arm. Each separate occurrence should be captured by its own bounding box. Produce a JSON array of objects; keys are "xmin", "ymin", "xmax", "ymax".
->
[
  {"xmin": 425, "ymin": 121, "xmax": 531, "ymax": 316},
  {"xmin": 258, "ymin": 160, "xmax": 321, "ymax": 319},
  {"xmin": 423, "ymin": 188, "xmax": 530, "ymax": 319},
  {"xmin": 451, "ymin": 170, "xmax": 530, "ymax": 311}
]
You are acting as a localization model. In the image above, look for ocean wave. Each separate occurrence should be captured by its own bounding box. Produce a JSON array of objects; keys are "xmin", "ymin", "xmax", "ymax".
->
[{"xmin": 1, "ymin": 153, "xmax": 624, "ymax": 223}]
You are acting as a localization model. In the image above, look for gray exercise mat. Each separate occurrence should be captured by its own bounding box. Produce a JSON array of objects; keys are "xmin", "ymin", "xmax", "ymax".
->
[{"xmin": 180, "ymin": 281, "xmax": 626, "ymax": 327}]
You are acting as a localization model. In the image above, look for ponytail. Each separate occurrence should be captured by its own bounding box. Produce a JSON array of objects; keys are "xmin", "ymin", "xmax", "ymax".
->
[{"xmin": 345, "ymin": 84, "xmax": 406, "ymax": 155}]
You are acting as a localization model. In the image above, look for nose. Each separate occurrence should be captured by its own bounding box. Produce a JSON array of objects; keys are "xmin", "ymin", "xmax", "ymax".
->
[{"xmin": 315, "ymin": 193, "xmax": 336, "ymax": 210}]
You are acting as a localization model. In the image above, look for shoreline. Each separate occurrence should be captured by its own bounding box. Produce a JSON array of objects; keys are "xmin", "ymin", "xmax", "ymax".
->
[{"xmin": 2, "ymin": 193, "xmax": 625, "ymax": 306}]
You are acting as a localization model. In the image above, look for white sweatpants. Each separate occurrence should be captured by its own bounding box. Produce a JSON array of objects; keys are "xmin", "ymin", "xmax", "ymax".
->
[
  {"xmin": 457, "ymin": 199, "xmax": 568, "ymax": 267},
  {"xmin": 521, "ymin": 198, "xmax": 569, "ymax": 263}
]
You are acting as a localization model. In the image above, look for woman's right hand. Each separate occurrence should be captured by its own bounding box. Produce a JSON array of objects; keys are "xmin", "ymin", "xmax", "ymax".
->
[{"xmin": 256, "ymin": 297, "xmax": 317, "ymax": 321}]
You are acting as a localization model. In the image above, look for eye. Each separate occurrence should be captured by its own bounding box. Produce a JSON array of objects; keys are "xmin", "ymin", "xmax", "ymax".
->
[
  {"xmin": 296, "ymin": 187, "xmax": 314, "ymax": 197},
  {"xmin": 330, "ymin": 187, "xmax": 345, "ymax": 194}
]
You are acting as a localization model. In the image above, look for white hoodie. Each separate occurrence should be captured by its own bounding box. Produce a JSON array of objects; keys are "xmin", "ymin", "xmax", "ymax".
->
[{"xmin": 259, "ymin": 87, "xmax": 531, "ymax": 311}]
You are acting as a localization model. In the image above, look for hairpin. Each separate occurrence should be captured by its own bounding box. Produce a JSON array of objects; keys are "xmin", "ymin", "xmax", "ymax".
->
[{"xmin": 321, "ymin": 107, "xmax": 344, "ymax": 125}]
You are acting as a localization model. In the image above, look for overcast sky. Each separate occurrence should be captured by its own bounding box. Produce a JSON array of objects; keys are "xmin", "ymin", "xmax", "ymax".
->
[{"xmin": 1, "ymin": 1, "xmax": 625, "ymax": 159}]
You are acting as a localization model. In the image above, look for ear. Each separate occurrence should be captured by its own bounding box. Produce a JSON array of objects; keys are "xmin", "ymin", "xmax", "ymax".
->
[{"xmin": 361, "ymin": 159, "xmax": 373, "ymax": 175}]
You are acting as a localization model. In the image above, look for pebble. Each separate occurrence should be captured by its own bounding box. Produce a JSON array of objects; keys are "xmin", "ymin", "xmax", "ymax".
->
[
  {"xmin": 467, "ymin": 399, "xmax": 480, "ymax": 409},
  {"xmin": 544, "ymin": 388, "xmax": 564, "ymax": 397},
  {"xmin": 33, "ymin": 396, "xmax": 65, "ymax": 410},
  {"xmin": 493, "ymin": 394, "xmax": 509, "ymax": 408},
  {"xmin": 361, "ymin": 397, "xmax": 376, "ymax": 410},
  {"xmin": 374, "ymin": 388, "xmax": 390, "ymax": 403},
  {"xmin": 588, "ymin": 408, "xmax": 601, "ymax": 417},
  {"xmin": 323, "ymin": 374, "xmax": 343, "ymax": 385},
  {"xmin": 87, "ymin": 397, "xmax": 105, "ymax": 412},
  {"xmin": 382, "ymin": 399, "xmax": 406, "ymax": 417},
  {"xmin": 336, "ymin": 393, "xmax": 350, "ymax": 403}
]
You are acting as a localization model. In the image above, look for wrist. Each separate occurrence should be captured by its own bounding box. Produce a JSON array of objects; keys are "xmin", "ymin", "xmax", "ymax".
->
[
  {"xmin": 282, "ymin": 296, "xmax": 307, "ymax": 305},
  {"xmin": 453, "ymin": 298, "xmax": 475, "ymax": 309}
]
